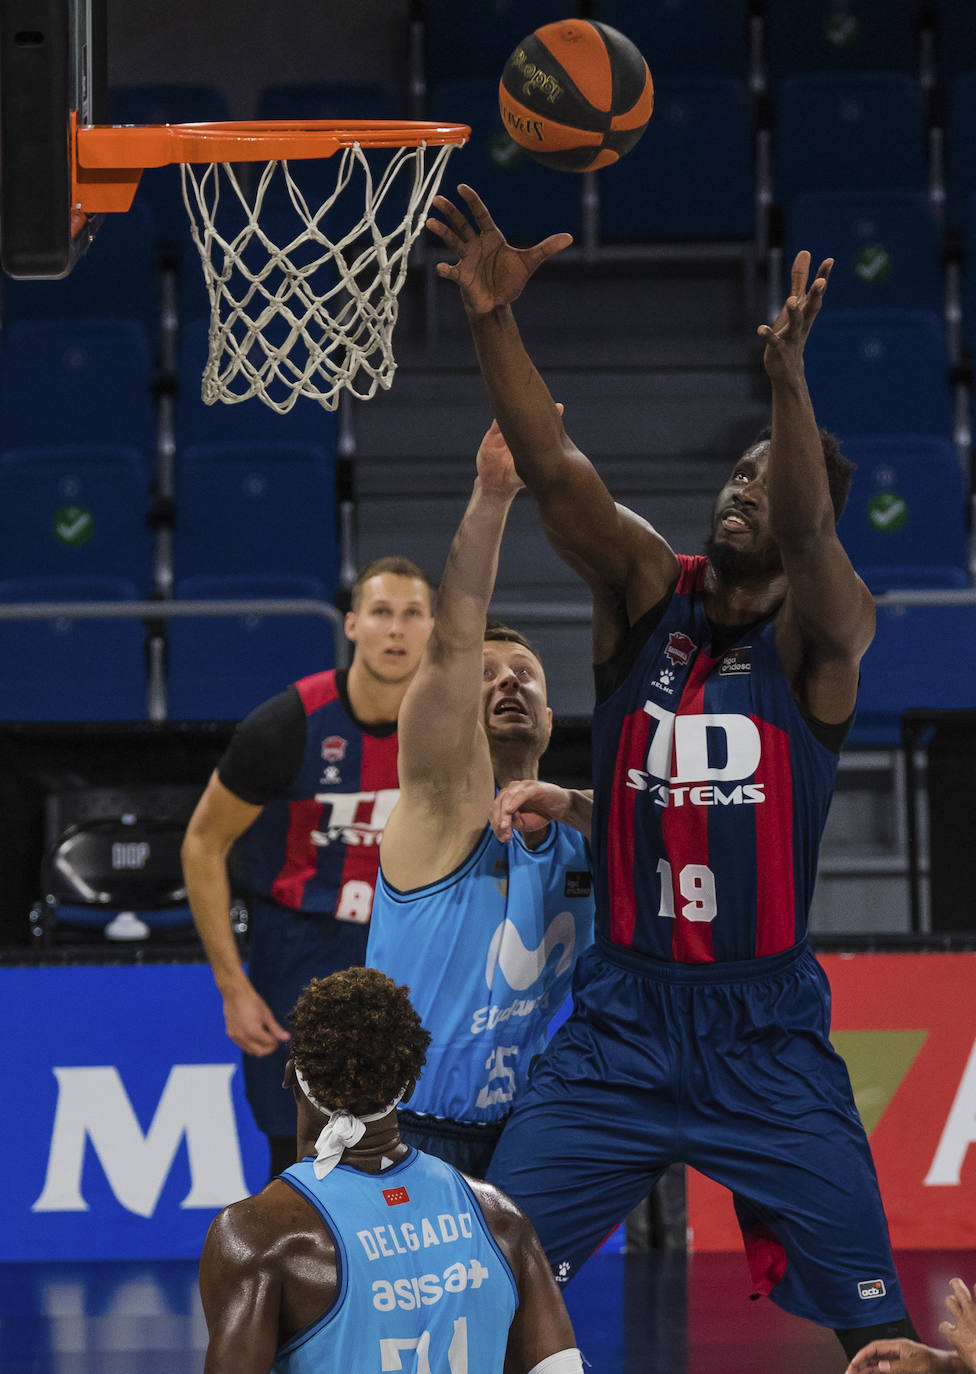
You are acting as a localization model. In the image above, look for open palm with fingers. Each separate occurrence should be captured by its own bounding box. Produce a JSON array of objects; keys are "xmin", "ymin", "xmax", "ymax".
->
[
  {"xmin": 758, "ymin": 250, "xmax": 833, "ymax": 379},
  {"xmin": 427, "ymin": 183, "xmax": 573, "ymax": 316}
]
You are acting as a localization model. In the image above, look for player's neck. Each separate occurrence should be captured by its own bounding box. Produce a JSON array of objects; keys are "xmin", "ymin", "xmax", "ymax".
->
[
  {"xmin": 295, "ymin": 1116, "xmax": 410, "ymax": 1175},
  {"xmin": 345, "ymin": 658, "xmax": 411, "ymax": 726},
  {"xmin": 703, "ymin": 564, "xmax": 787, "ymax": 624},
  {"xmin": 491, "ymin": 745, "xmax": 540, "ymax": 792}
]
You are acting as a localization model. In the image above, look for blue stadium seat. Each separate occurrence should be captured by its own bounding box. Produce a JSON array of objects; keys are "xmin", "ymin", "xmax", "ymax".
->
[
  {"xmin": 773, "ymin": 73, "xmax": 927, "ymax": 206},
  {"xmin": 946, "ymin": 73, "xmax": 976, "ymax": 234},
  {"xmin": 0, "ymin": 446, "xmax": 154, "ymax": 590},
  {"xmin": 765, "ymin": 0, "xmax": 922, "ymax": 79},
  {"xmin": 804, "ymin": 309, "xmax": 952, "ymax": 437},
  {"xmin": 424, "ymin": 0, "xmax": 569, "ymax": 85},
  {"xmin": 837, "ymin": 436, "xmax": 968, "ymax": 590},
  {"xmin": 598, "ymin": 76, "xmax": 754, "ymax": 242},
  {"xmin": 0, "ymin": 201, "xmax": 160, "ymax": 337},
  {"xmin": 427, "ymin": 78, "xmax": 584, "ymax": 245},
  {"xmin": 166, "ymin": 573, "xmax": 337, "ymax": 720},
  {"xmin": 172, "ymin": 440, "xmax": 339, "ymax": 588},
  {"xmin": 0, "ymin": 319, "xmax": 156, "ymax": 453},
  {"xmin": 176, "ymin": 319, "xmax": 339, "ymax": 446},
  {"xmin": 0, "ymin": 576, "xmax": 147, "ymax": 722},
  {"xmin": 932, "ymin": 0, "xmax": 976, "ymax": 84},
  {"xmin": 785, "ymin": 189, "xmax": 943, "ymax": 313},
  {"xmin": 850, "ymin": 603, "xmax": 976, "ymax": 745},
  {"xmin": 592, "ymin": 0, "xmax": 749, "ymax": 78}
]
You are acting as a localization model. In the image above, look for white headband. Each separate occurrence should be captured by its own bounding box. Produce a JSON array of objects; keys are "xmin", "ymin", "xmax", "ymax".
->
[{"xmin": 294, "ymin": 1066, "xmax": 406, "ymax": 1179}]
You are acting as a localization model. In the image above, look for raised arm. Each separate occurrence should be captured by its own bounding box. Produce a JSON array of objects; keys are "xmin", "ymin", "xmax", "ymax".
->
[
  {"xmin": 428, "ymin": 185, "xmax": 677, "ymax": 628},
  {"xmin": 380, "ymin": 420, "xmax": 522, "ymax": 888},
  {"xmin": 761, "ymin": 252, "xmax": 876, "ymax": 723}
]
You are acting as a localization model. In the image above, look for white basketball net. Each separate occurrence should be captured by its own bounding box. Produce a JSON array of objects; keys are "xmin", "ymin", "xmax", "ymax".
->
[{"xmin": 180, "ymin": 140, "xmax": 461, "ymax": 412}]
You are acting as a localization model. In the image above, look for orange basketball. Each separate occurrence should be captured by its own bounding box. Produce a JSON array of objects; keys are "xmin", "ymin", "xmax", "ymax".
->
[{"xmin": 498, "ymin": 19, "xmax": 654, "ymax": 172}]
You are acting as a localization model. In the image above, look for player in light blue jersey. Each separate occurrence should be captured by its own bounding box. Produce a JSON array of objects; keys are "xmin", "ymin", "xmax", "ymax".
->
[
  {"xmin": 199, "ymin": 967, "xmax": 581, "ymax": 1374},
  {"xmin": 367, "ymin": 418, "xmax": 594, "ymax": 1177}
]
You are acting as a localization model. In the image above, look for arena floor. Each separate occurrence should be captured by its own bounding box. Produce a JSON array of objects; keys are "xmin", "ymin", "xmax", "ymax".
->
[{"xmin": 3, "ymin": 1248, "xmax": 973, "ymax": 1373}]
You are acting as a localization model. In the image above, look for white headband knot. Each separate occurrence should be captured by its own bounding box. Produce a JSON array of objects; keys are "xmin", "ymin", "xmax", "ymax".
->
[{"xmin": 294, "ymin": 1066, "xmax": 406, "ymax": 1179}]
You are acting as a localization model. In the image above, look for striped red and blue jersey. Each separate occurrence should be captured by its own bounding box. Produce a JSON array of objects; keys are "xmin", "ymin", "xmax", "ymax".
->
[
  {"xmin": 590, "ymin": 556, "xmax": 840, "ymax": 965},
  {"xmin": 235, "ymin": 670, "xmax": 399, "ymax": 921}
]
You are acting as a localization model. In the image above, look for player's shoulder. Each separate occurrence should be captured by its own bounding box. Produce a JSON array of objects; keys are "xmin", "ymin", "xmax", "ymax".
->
[
  {"xmin": 292, "ymin": 668, "xmax": 341, "ymax": 713},
  {"xmin": 205, "ymin": 1178, "xmax": 318, "ymax": 1265},
  {"xmin": 459, "ymin": 1175, "xmax": 535, "ymax": 1263}
]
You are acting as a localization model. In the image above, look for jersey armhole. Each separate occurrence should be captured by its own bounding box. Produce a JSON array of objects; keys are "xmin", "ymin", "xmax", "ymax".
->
[
  {"xmin": 593, "ymin": 576, "xmax": 679, "ymax": 704},
  {"xmin": 798, "ymin": 698, "xmax": 856, "ymax": 753},
  {"xmin": 274, "ymin": 1172, "xmax": 348, "ymax": 1356},
  {"xmin": 454, "ymin": 1173, "xmax": 521, "ymax": 1313}
]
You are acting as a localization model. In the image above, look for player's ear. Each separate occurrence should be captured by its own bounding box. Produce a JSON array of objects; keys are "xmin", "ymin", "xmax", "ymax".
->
[
  {"xmin": 344, "ymin": 609, "xmax": 358, "ymax": 642},
  {"xmin": 400, "ymin": 1079, "xmax": 417, "ymax": 1107},
  {"xmin": 282, "ymin": 1059, "xmax": 297, "ymax": 1091}
]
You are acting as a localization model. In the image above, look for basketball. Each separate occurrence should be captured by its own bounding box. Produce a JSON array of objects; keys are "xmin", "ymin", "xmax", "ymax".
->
[{"xmin": 498, "ymin": 19, "xmax": 653, "ymax": 172}]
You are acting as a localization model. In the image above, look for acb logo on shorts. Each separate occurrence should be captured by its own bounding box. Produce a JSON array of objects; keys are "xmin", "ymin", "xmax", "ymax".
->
[{"xmin": 858, "ymin": 1278, "xmax": 887, "ymax": 1300}]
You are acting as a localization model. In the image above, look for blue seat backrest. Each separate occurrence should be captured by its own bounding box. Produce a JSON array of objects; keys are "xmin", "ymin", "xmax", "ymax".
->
[
  {"xmin": 804, "ymin": 309, "xmax": 952, "ymax": 437},
  {"xmin": 774, "ymin": 73, "xmax": 927, "ymax": 205},
  {"xmin": 838, "ymin": 435, "xmax": 968, "ymax": 588},
  {"xmin": 599, "ymin": 76, "xmax": 754, "ymax": 242},
  {"xmin": 785, "ymin": 189, "xmax": 943, "ymax": 313},
  {"xmin": 166, "ymin": 573, "xmax": 336, "ymax": 720},
  {"xmin": 0, "ymin": 446, "xmax": 154, "ymax": 591},
  {"xmin": 0, "ymin": 319, "xmax": 156, "ymax": 453},
  {"xmin": 0, "ymin": 575, "xmax": 147, "ymax": 722},
  {"xmin": 173, "ymin": 441, "xmax": 339, "ymax": 590}
]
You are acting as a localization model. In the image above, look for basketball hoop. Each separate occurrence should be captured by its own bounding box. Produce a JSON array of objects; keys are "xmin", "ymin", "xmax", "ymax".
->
[{"xmin": 73, "ymin": 119, "xmax": 470, "ymax": 411}]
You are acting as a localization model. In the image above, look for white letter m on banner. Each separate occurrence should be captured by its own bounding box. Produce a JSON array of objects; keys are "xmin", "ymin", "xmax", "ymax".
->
[{"xmin": 32, "ymin": 1065, "xmax": 249, "ymax": 1218}]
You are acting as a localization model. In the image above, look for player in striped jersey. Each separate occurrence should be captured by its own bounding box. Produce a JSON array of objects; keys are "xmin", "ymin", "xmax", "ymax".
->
[
  {"xmin": 427, "ymin": 184, "xmax": 919, "ymax": 1361},
  {"xmin": 198, "ymin": 967, "xmax": 582, "ymax": 1374},
  {"xmin": 182, "ymin": 559, "xmax": 434, "ymax": 1177}
]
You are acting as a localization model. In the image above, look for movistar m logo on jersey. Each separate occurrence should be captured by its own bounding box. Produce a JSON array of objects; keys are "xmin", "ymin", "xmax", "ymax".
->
[
  {"xmin": 468, "ymin": 912, "xmax": 577, "ymax": 1035},
  {"xmin": 484, "ymin": 911, "xmax": 576, "ymax": 990},
  {"xmin": 625, "ymin": 700, "xmax": 766, "ymax": 809}
]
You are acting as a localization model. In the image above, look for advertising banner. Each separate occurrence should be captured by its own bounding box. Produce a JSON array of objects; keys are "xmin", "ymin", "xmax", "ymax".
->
[
  {"xmin": 687, "ymin": 953, "xmax": 976, "ymax": 1250},
  {"xmin": 2, "ymin": 964, "xmax": 268, "ymax": 1260}
]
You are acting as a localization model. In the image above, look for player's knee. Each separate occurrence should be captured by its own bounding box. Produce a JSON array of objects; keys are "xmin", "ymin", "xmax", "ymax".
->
[{"xmin": 834, "ymin": 1316, "xmax": 920, "ymax": 1361}]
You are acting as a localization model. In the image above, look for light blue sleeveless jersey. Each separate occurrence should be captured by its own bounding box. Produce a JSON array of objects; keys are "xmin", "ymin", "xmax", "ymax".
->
[
  {"xmin": 273, "ymin": 1150, "xmax": 517, "ymax": 1374},
  {"xmin": 367, "ymin": 823, "xmax": 594, "ymax": 1123}
]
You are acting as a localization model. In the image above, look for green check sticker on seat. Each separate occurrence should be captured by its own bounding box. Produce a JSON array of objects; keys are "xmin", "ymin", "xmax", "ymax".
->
[
  {"xmin": 867, "ymin": 491, "xmax": 908, "ymax": 534},
  {"xmin": 854, "ymin": 243, "xmax": 891, "ymax": 284},
  {"xmin": 53, "ymin": 505, "xmax": 94, "ymax": 546}
]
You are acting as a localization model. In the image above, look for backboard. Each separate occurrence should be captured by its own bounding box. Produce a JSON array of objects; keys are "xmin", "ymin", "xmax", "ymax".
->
[{"xmin": 0, "ymin": 0, "xmax": 107, "ymax": 277}]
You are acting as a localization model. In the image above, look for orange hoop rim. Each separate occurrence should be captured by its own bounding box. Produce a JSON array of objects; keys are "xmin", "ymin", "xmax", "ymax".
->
[{"xmin": 76, "ymin": 119, "xmax": 470, "ymax": 170}]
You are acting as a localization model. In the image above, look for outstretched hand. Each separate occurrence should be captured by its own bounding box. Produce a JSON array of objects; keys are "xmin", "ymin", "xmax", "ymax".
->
[
  {"xmin": 758, "ymin": 250, "xmax": 832, "ymax": 380},
  {"xmin": 427, "ymin": 184, "xmax": 573, "ymax": 317}
]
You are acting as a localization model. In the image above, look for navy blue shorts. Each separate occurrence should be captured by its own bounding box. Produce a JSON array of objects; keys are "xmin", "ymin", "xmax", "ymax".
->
[
  {"xmin": 243, "ymin": 896, "xmax": 369, "ymax": 1137},
  {"xmin": 486, "ymin": 940, "xmax": 907, "ymax": 1330}
]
